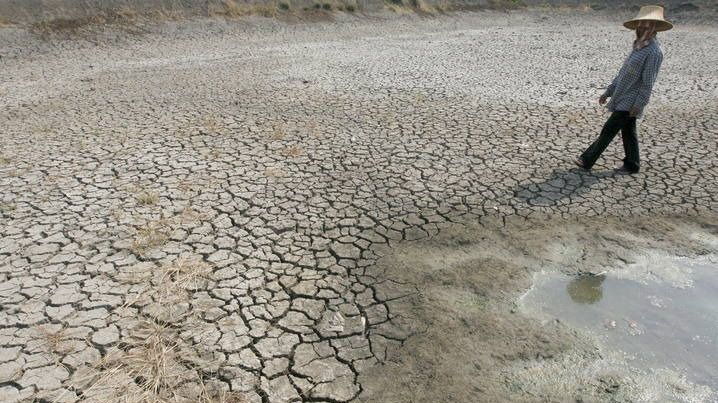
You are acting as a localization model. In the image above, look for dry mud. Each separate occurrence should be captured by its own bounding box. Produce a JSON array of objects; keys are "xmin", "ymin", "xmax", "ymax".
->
[{"xmin": 1, "ymin": 8, "xmax": 717, "ymax": 403}]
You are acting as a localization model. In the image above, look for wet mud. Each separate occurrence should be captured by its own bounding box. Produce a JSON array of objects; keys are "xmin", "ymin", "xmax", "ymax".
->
[
  {"xmin": 359, "ymin": 215, "xmax": 718, "ymax": 402},
  {"xmin": 522, "ymin": 257, "xmax": 717, "ymax": 397}
]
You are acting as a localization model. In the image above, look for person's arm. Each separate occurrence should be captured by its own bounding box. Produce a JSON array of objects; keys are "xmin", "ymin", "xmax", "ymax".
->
[
  {"xmin": 630, "ymin": 51, "xmax": 663, "ymax": 116},
  {"xmin": 603, "ymin": 82, "xmax": 616, "ymax": 98},
  {"xmin": 601, "ymin": 50, "xmax": 630, "ymax": 103},
  {"xmin": 599, "ymin": 81, "xmax": 615, "ymax": 105}
]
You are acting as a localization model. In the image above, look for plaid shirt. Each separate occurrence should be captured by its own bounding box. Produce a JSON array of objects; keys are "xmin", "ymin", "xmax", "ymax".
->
[{"xmin": 603, "ymin": 38, "xmax": 663, "ymax": 119}]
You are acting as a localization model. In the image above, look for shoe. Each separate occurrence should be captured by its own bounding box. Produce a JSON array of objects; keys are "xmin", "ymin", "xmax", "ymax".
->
[
  {"xmin": 574, "ymin": 158, "xmax": 589, "ymax": 170},
  {"xmin": 615, "ymin": 165, "xmax": 638, "ymax": 174}
]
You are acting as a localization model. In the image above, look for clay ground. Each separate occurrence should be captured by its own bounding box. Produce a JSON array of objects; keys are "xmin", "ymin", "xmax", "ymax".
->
[{"xmin": 1, "ymin": 8, "xmax": 717, "ymax": 403}]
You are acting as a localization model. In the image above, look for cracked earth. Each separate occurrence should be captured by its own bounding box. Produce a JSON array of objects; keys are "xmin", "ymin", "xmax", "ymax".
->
[{"xmin": 1, "ymin": 9, "xmax": 717, "ymax": 403}]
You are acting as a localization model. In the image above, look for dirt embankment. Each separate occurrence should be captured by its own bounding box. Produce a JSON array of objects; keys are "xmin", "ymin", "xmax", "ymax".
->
[
  {"xmin": 0, "ymin": 0, "xmax": 714, "ymax": 28},
  {"xmin": 358, "ymin": 214, "xmax": 718, "ymax": 402}
]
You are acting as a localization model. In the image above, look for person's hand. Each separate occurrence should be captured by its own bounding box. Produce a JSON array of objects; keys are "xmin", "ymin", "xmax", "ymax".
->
[
  {"xmin": 629, "ymin": 107, "xmax": 640, "ymax": 117},
  {"xmin": 598, "ymin": 95, "xmax": 607, "ymax": 105}
]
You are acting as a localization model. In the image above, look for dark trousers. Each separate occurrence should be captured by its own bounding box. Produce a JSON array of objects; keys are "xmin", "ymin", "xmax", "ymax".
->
[{"xmin": 580, "ymin": 111, "xmax": 640, "ymax": 172}]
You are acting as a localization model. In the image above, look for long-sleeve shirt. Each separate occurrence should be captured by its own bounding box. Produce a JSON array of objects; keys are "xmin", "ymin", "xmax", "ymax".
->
[{"xmin": 603, "ymin": 38, "xmax": 663, "ymax": 119}]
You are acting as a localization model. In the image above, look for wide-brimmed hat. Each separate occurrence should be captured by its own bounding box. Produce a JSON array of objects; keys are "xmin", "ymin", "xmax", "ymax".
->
[{"xmin": 624, "ymin": 5, "xmax": 673, "ymax": 32}]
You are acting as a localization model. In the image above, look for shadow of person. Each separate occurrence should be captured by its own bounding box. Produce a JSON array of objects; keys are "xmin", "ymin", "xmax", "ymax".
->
[
  {"xmin": 514, "ymin": 168, "xmax": 616, "ymax": 207},
  {"xmin": 566, "ymin": 274, "xmax": 606, "ymax": 304}
]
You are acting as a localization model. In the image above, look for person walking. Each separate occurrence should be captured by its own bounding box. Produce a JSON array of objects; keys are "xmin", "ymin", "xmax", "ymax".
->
[{"xmin": 575, "ymin": 5, "xmax": 672, "ymax": 174}]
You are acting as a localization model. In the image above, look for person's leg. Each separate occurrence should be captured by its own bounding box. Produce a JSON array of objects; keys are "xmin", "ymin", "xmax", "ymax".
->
[
  {"xmin": 579, "ymin": 112, "xmax": 628, "ymax": 169},
  {"xmin": 620, "ymin": 116, "xmax": 640, "ymax": 173}
]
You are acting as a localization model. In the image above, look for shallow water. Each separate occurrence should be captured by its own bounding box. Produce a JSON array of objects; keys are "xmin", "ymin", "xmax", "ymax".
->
[{"xmin": 521, "ymin": 257, "xmax": 718, "ymax": 392}]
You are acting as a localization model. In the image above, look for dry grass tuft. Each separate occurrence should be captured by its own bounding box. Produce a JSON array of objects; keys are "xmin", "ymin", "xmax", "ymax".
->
[
  {"xmin": 221, "ymin": 0, "xmax": 246, "ymax": 17},
  {"xmin": 115, "ymin": 263, "xmax": 154, "ymax": 286},
  {"xmin": 117, "ymin": 321, "xmax": 184, "ymax": 395},
  {"xmin": 159, "ymin": 255, "xmax": 213, "ymax": 293},
  {"xmin": 270, "ymin": 126, "xmax": 287, "ymax": 141},
  {"xmin": 412, "ymin": 0, "xmax": 437, "ymax": 14},
  {"xmin": 218, "ymin": 0, "xmax": 280, "ymax": 18},
  {"xmin": 75, "ymin": 253, "xmax": 241, "ymax": 402},
  {"xmin": 174, "ymin": 207, "xmax": 210, "ymax": 225},
  {"xmin": 434, "ymin": 0, "xmax": 451, "ymax": 12},
  {"xmin": 487, "ymin": 0, "xmax": 524, "ymax": 9},
  {"xmin": 567, "ymin": 112, "xmax": 584, "ymax": 125},
  {"xmin": 385, "ymin": 0, "xmax": 462, "ymax": 14},
  {"xmin": 120, "ymin": 255, "xmax": 213, "ymax": 319},
  {"xmin": 136, "ymin": 191, "xmax": 160, "ymax": 206},
  {"xmin": 110, "ymin": 207, "xmax": 126, "ymax": 222},
  {"xmin": 281, "ymin": 145, "xmax": 303, "ymax": 157},
  {"xmin": 0, "ymin": 16, "xmax": 15, "ymax": 27},
  {"xmin": 32, "ymin": 325, "xmax": 81, "ymax": 369},
  {"xmin": 264, "ymin": 166, "xmax": 284, "ymax": 178},
  {"xmin": 111, "ymin": 7, "xmax": 138, "ymax": 21},
  {"xmin": 200, "ymin": 114, "xmax": 221, "ymax": 134},
  {"xmin": 35, "ymin": 325, "xmax": 75, "ymax": 355},
  {"xmin": 31, "ymin": 8, "xmax": 140, "ymax": 36},
  {"xmin": 253, "ymin": 3, "xmax": 280, "ymax": 18},
  {"xmin": 76, "ymin": 319, "xmax": 247, "ymax": 403},
  {"xmin": 313, "ymin": 1, "xmax": 334, "ymax": 11},
  {"xmin": 131, "ymin": 221, "xmax": 170, "ymax": 255},
  {"xmin": 337, "ymin": 0, "xmax": 359, "ymax": 12},
  {"xmin": 385, "ymin": 2, "xmax": 415, "ymax": 14},
  {"xmin": 208, "ymin": 149, "xmax": 223, "ymax": 160}
]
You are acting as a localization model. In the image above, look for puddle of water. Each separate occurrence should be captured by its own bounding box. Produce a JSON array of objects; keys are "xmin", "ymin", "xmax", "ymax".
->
[{"xmin": 521, "ymin": 257, "xmax": 718, "ymax": 392}]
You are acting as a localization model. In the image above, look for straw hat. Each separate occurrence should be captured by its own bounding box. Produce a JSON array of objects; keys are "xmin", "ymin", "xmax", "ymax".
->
[{"xmin": 624, "ymin": 5, "xmax": 673, "ymax": 32}]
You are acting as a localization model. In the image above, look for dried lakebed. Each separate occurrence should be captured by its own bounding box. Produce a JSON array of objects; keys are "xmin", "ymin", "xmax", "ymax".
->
[{"xmin": 1, "ymin": 9, "xmax": 717, "ymax": 403}]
